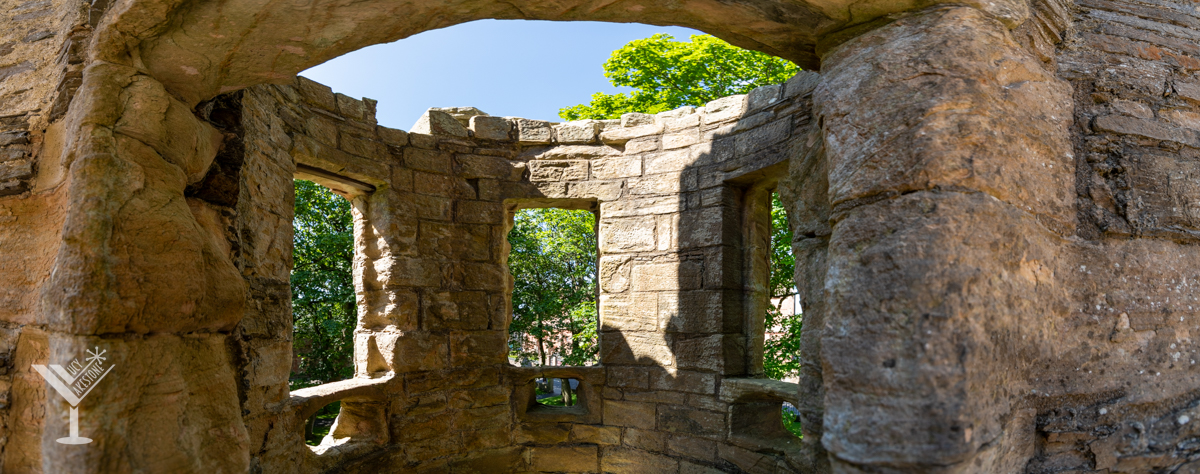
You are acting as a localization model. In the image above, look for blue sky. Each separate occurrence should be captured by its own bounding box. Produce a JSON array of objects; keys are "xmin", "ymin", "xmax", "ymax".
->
[{"xmin": 301, "ymin": 20, "xmax": 702, "ymax": 130}]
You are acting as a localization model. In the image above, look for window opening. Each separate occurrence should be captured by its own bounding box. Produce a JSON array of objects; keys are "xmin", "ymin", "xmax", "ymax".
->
[
  {"xmin": 533, "ymin": 377, "xmax": 581, "ymax": 407},
  {"xmin": 506, "ymin": 208, "xmax": 599, "ymax": 367},
  {"xmin": 305, "ymin": 401, "xmax": 341, "ymax": 446},
  {"xmin": 765, "ymin": 190, "xmax": 803, "ymax": 440},
  {"xmin": 291, "ymin": 179, "xmax": 356, "ymax": 442}
]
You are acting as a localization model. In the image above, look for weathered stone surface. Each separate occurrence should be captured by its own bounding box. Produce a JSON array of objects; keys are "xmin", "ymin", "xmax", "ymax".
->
[
  {"xmin": 411, "ymin": 109, "xmax": 469, "ymax": 137},
  {"xmin": 10, "ymin": 0, "xmax": 1200, "ymax": 472}
]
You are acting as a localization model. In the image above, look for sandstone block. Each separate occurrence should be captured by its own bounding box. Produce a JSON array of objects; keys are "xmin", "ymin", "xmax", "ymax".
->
[
  {"xmin": 702, "ymin": 95, "xmax": 747, "ymax": 125},
  {"xmin": 469, "ymin": 115, "xmax": 512, "ymax": 141},
  {"xmin": 531, "ymin": 446, "xmax": 598, "ymax": 472},
  {"xmin": 411, "ymin": 109, "xmax": 469, "ymax": 137},
  {"xmin": 450, "ymin": 330, "xmax": 507, "ymax": 366},
  {"xmin": 431, "ymin": 106, "xmax": 488, "ymax": 126},
  {"xmin": 457, "ymin": 154, "xmax": 522, "ymax": 180},
  {"xmin": 600, "ymin": 124, "xmax": 663, "ymax": 145},
  {"xmin": 554, "ymin": 120, "xmax": 601, "ymax": 144},
  {"xmin": 377, "ymin": 125, "xmax": 408, "ymax": 147},
  {"xmin": 570, "ymin": 424, "xmax": 620, "ymax": 445},
  {"xmin": 568, "ymin": 181, "xmax": 623, "ymax": 201},
  {"xmin": 747, "ymin": 83, "xmax": 783, "ymax": 112},
  {"xmin": 651, "ymin": 369, "xmax": 718, "ymax": 395},
  {"xmin": 404, "ymin": 148, "xmax": 453, "ymax": 174},
  {"xmin": 605, "ymin": 400, "xmax": 657, "ymax": 429},
  {"xmin": 514, "ymin": 118, "xmax": 553, "ymax": 144},
  {"xmin": 601, "ymin": 448, "xmax": 679, "ymax": 473},
  {"xmin": 0, "ymin": 159, "xmax": 31, "ymax": 181},
  {"xmin": 657, "ymin": 405, "xmax": 724, "ymax": 437},
  {"xmin": 623, "ymin": 428, "xmax": 667, "ymax": 452},
  {"xmin": 621, "ymin": 112, "xmax": 656, "ymax": 127},
  {"xmin": 372, "ymin": 330, "xmax": 448, "ymax": 372},
  {"xmin": 631, "ymin": 261, "xmax": 702, "ymax": 291},
  {"xmin": 599, "ymin": 216, "xmax": 656, "ymax": 252},
  {"xmin": 592, "ymin": 157, "xmax": 642, "ymax": 179}
]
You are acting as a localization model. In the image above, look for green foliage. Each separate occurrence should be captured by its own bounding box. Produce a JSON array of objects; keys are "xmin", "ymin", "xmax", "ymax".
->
[
  {"xmin": 764, "ymin": 193, "xmax": 802, "ymax": 381},
  {"xmin": 305, "ymin": 401, "xmax": 340, "ymax": 446},
  {"xmin": 291, "ymin": 180, "xmax": 356, "ymax": 388},
  {"xmin": 507, "ymin": 208, "xmax": 598, "ymax": 367},
  {"xmin": 559, "ymin": 34, "xmax": 799, "ymax": 121},
  {"xmin": 782, "ymin": 406, "xmax": 803, "ymax": 439}
]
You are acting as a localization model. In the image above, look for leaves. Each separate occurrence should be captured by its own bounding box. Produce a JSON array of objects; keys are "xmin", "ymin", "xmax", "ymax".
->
[
  {"xmin": 507, "ymin": 208, "xmax": 599, "ymax": 367},
  {"xmin": 291, "ymin": 180, "xmax": 356, "ymax": 388},
  {"xmin": 764, "ymin": 193, "xmax": 802, "ymax": 380},
  {"xmin": 559, "ymin": 34, "xmax": 799, "ymax": 121}
]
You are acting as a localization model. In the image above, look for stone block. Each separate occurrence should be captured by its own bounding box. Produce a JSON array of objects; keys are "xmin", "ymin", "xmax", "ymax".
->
[
  {"xmin": 601, "ymin": 448, "xmax": 679, "ymax": 473},
  {"xmin": 592, "ymin": 157, "xmax": 642, "ymax": 179},
  {"xmin": 423, "ymin": 291, "xmax": 490, "ymax": 330},
  {"xmin": 534, "ymin": 145, "xmax": 621, "ymax": 160},
  {"xmin": 372, "ymin": 330, "xmax": 448, "ymax": 372},
  {"xmin": 604, "ymin": 400, "xmax": 657, "ymax": 429},
  {"xmin": 368, "ymin": 255, "xmax": 442, "ymax": 288},
  {"xmin": 514, "ymin": 118, "xmax": 553, "ymax": 144},
  {"xmin": 668, "ymin": 435, "xmax": 717, "ymax": 461},
  {"xmin": 663, "ymin": 129, "xmax": 700, "ymax": 150},
  {"xmin": 606, "ymin": 366, "xmax": 649, "ymax": 389},
  {"xmin": 599, "ymin": 216, "xmax": 656, "ymax": 252},
  {"xmin": 411, "ymin": 109, "xmax": 469, "ymax": 137},
  {"xmin": 554, "ymin": 120, "xmax": 601, "ymax": 144},
  {"xmin": 0, "ymin": 159, "xmax": 31, "ymax": 181},
  {"xmin": 529, "ymin": 160, "xmax": 587, "ymax": 182},
  {"xmin": 747, "ymin": 83, "xmax": 783, "ymax": 112},
  {"xmin": 600, "ymin": 331, "xmax": 675, "ymax": 367},
  {"xmin": 457, "ymin": 154, "xmax": 522, "ymax": 180},
  {"xmin": 570, "ymin": 424, "xmax": 620, "ymax": 445},
  {"xmin": 517, "ymin": 423, "xmax": 571, "ymax": 444},
  {"xmin": 600, "ymin": 255, "xmax": 633, "ymax": 293},
  {"xmin": 450, "ymin": 330, "xmax": 507, "ymax": 366},
  {"xmin": 651, "ymin": 369, "xmax": 718, "ymax": 395},
  {"xmin": 657, "ymin": 405, "xmax": 724, "ymax": 437},
  {"xmin": 625, "ymin": 136, "xmax": 660, "ymax": 154},
  {"xmin": 656, "ymin": 106, "xmax": 696, "ymax": 119},
  {"xmin": 783, "ymin": 70, "xmax": 820, "ymax": 100},
  {"xmin": 339, "ymin": 131, "xmax": 388, "ymax": 160},
  {"xmin": 621, "ymin": 112, "xmax": 656, "ymax": 127},
  {"xmin": 629, "ymin": 172, "xmax": 683, "ymax": 196},
  {"xmin": 631, "ymin": 261, "xmax": 702, "ymax": 292},
  {"xmin": 600, "ymin": 124, "xmax": 663, "ymax": 145},
  {"xmin": 414, "ymin": 171, "xmax": 476, "ymax": 199},
  {"xmin": 405, "ymin": 148, "xmax": 453, "ymax": 174},
  {"xmin": 431, "ymin": 106, "xmax": 488, "ymax": 126},
  {"xmin": 567, "ymin": 181, "xmax": 623, "ymax": 201},
  {"xmin": 360, "ymin": 289, "xmax": 419, "ymax": 330},
  {"xmin": 296, "ymin": 76, "xmax": 336, "ymax": 109},
  {"xmin": 600, "ymin": 293, "xmax": 656, "ymax": 332},
  {"xmin": 531, "ymin": 446, "xmax": 599, "ymax": 472},
  {"xmin": 703, "ymin": 95, "xmax": 748, "ymax": 124},
  {"xmin": 470, "ymin": 115, "xmax": 512, "ymax": 141},
  {"xmin": 378, "ymin": 126, "xmax": 409, "ymax": 146},
  {"xmin": 622, "ymin": 428, "xmax": 667, "ymax": 452},
  {"xmin": 457, "ymin": 200, "xmax": 505, "ymax": 224}
]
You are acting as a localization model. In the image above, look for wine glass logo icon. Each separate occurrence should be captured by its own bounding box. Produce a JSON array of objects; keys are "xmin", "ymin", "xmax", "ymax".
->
[{"xmin": 32, "ymin": 347, "xmax": 115, "ymax": 444}]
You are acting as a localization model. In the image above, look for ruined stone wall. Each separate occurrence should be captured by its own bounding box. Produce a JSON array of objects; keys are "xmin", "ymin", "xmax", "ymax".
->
[
  {"xmin": 8, "ymin": 0, "xmax": 1200, "ymax": 471},
  {"xmin": 217, "ymin": 71, "xmax": 817, "ymax": 472}
]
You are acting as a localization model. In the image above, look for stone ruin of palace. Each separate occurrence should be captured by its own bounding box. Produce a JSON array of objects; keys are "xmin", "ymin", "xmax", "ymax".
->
[{"xmin": 3, "ymin": 0, "xmax": 1200, "ymax": 472}]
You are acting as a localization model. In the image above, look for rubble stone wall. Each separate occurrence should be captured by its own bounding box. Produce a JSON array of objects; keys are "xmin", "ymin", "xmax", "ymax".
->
[{"xmin": 219, "ymin": 71, "xmax": 819, "ymax": 472}]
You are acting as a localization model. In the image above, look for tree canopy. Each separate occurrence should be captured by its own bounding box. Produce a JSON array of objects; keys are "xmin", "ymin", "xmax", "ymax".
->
[
  {"xmin": 507, "ymin": 208, "xmax": 599, "ymax": 367},
  {"xmin": 290, "ymin": 180, "xmax": 356, "ymax": 388},
  {"xmin": 559, "ymin": 34, "xmax": 800, "ymax": 121}
]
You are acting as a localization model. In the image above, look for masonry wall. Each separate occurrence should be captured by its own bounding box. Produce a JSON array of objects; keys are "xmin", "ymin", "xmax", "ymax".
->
[
  {"xmin": 219, "ymin": 71, "xmax": 819, "ymax": 472},
  {"xmin": 6, "ymin": 0, "xmax": 1200, "ymax": 471}
]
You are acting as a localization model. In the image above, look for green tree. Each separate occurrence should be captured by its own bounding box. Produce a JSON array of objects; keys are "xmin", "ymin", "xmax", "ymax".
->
[
  {"xmin": 764, "ymin": 193, "xmax": 801, "ymax": 380},
  {"xmin": 291, "ymin": 180, "xmax": 356, "ymax": 389},
  {"xmin": 507, "ymin": 208, "xmax": 599, "ymax": 367},
  {"xmin": 559, "ymin": 34, "xmax": 799, "ymax": 121}
]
